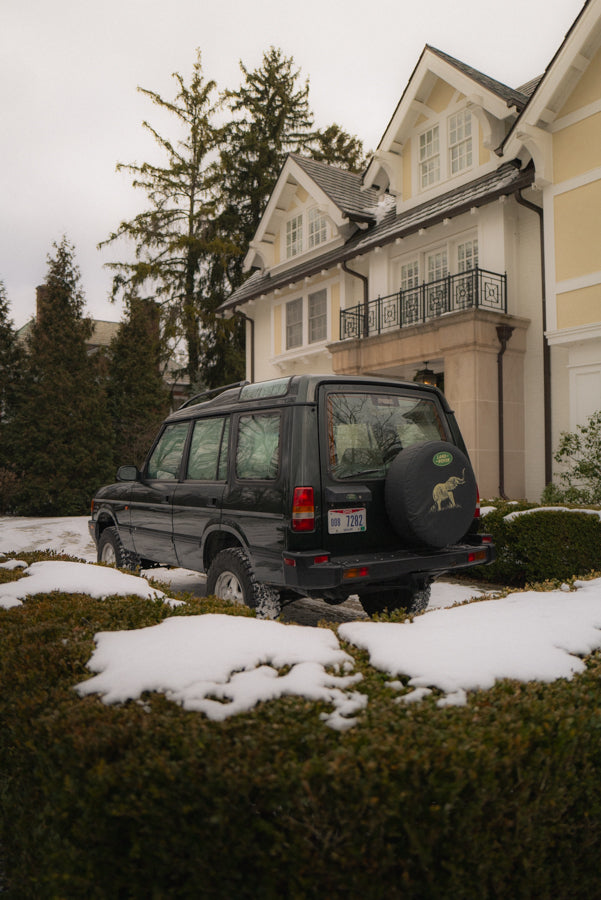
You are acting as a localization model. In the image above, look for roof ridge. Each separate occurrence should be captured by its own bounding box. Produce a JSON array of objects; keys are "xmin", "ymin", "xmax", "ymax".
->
[{"xmin": 426, "ymin": 45, "xmax": 530, "ymax": 109}]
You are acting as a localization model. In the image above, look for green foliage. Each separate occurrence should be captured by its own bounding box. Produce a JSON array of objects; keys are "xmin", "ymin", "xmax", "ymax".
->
[
  {"xmin": 3, "ymin": 576, "xmax": 601, "ymax": 897},
  {"xmin": 106, "ymin": 297, "xmax": 171, "ymax": 467},
  {"xmin": 4, "ymin": 238, "xmax": 114, "ymax": 516},
  {"xmin": 543, "ymin": 410, "xmax": 601, "ymax": 504},
  {"xmin": 475, "ymin": 501, "xmax": 601, "ymax": 585}
]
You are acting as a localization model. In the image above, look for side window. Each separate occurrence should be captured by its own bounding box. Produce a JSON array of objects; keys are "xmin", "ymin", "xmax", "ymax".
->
[
  {"xmin": 236, "ymin": 413, "xmax": 281, "ymax": 480},
  {"xmin": 186, "ymin": 417, "xmax": 229, "ymax": 481},
  {"xmin": 146, "ymin": 422, "xmax": 189, "ymax": 481}
]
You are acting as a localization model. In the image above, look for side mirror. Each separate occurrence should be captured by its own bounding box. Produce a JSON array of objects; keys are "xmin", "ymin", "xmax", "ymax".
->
[{"xmin": 117, "ymin": 465, "xmax": 141, "ymax": 482}]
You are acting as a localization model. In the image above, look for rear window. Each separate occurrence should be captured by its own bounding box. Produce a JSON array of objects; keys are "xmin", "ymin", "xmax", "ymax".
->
[{"xmin": 327, "ymin": 391, "xmax": 446, "ymax": 479}]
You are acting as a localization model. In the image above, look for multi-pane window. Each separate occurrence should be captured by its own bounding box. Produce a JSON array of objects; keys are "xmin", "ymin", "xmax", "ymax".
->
[
  {"xmin": 286, "ymin": 215, "xmax": 303, "ymax": 258},
  {"xmin": 400, "ymin": 260, "xmax": 420, "ymax": 291},
  {"xmin": 449, "ymin": 110, "xmax": 473, "ymax": 175},
  {"xmin": 308, "ymin": 208, "xmax": 327, "ymax": 249},
  {"xmin": 457, "ymin": 238, "xmax": 479, "ymax": 273},
  {"xmin": 286, "ymin": 298, "xmax": 303, "ymax": 349},
  {"xmin": 419, "ymin": 125, "xmax": 440, "ymax": 188},
  {"xmin": 308, "ymin": 289, "xmax": 327, "ymax": 343},
  {"xmin": 427, "ymin": 248, "xmax": 448, "ymax": 282}
]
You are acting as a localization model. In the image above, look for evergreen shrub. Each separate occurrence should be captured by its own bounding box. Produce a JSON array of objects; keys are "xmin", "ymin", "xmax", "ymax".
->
[
  {"xmin": 2, "ymin": 580, "xmax": 601, "ymax": 898},
  {"xmin": 475, "ymin": 501, "xmax": 601, "ymax": 585}
]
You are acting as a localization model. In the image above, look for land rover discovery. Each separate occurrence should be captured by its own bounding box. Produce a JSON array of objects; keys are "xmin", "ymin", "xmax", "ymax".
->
[{"xmin": 89, "ymin": 375, "xmax": 494, "ymax": 617}]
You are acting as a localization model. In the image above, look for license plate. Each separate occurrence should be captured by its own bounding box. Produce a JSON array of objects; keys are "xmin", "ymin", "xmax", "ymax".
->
[{"xmin": 328, "ymin": 508, "xmax": 366, "ymax": 534}]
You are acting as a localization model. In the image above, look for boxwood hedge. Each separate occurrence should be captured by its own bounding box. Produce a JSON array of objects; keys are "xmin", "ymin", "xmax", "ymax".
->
[
  {"xmin": 475, "ymin": 501, "xmax": 601, "ymax": 586},
  {"xmin": 2, "ymin": 556, "xmax": 601, "ymax": 898}
]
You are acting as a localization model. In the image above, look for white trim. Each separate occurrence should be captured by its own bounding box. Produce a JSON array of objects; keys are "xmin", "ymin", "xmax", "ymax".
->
[
  {"xmin": 552, "ymin": 165, "xmax": 601, "ymax": 196},
  {"xmin": 550, "ymin": 97, "xmax": 601, "ymax": 132},
  {"xmin": 546, "ymin": 322, "xmax": 601, "ymax": 345},
  {"xmin": 556, "ymin": 270, "xmax": 601, "ymax": 294}
]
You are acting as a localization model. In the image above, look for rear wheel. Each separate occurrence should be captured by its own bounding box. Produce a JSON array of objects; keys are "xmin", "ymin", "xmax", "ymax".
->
[
  {"xmin": 360, "ymin": 582, "xmax": 431, "ymax": 617},
  {"xmin": 206, "ymin": 547, "xmax": 281, "ymax": 619},
  {"xmin": 97, "ymin": 526, "xmax": 139, "ymax": 571}
]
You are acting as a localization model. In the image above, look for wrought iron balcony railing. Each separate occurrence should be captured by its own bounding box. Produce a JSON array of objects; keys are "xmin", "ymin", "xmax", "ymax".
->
[{"xmin": 339, "ymin": 267, "xmax": 507, "ymax": 341}]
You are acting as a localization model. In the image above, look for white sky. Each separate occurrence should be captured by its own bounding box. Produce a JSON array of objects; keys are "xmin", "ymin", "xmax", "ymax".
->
[
  {"xmin": 2, "ymin": 515, "xmax": 601, "ymax": 728},
  {"xmin": 1, "ymin": 0, "xmax": 586, "ymax": 329}
]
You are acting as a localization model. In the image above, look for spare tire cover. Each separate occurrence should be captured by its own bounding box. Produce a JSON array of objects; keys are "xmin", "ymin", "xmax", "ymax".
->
[{"xmin": 385, "ymin": 441, "xmax": 477, "ymax": 548}]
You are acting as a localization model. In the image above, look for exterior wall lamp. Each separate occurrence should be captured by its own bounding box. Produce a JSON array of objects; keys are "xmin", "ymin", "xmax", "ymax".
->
[{"xmin": 413, "ymin": 362, "xmax": 438, "ymax": 387}]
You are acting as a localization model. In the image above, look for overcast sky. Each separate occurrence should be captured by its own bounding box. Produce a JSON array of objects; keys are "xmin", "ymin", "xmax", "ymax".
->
[{"xmin": 1, "ymin": 0, "xmax": 586, "ymax": 329}]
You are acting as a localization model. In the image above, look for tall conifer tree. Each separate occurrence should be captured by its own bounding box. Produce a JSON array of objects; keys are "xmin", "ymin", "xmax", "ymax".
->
[
  {"xmin": 8, "ymin": 238, "xmax": 114, "ymax": 516},
  {"xmin": 106, "ymin": 296, "xmax": 171, "ymax": 467},
  {"xmin": 101, "ymin": 51, "xmax": 225, "ymax": 390},
  {"xmin": 0, "ymin": 280, "xmax": 23, "ymax": 512}
]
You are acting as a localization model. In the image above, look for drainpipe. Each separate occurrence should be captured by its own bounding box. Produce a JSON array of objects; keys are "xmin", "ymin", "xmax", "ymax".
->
[
  {"xmin": 342, "ymin": 261, "xmax": 369, "ymax": 337},
  {"xmin": 497, "ymin": 324, "xmax": 514, "ymax": 499},
  {"xmin": 234, "ymin": 310, "xmax": 255, "ymax": 383},
  {"xmin": 515, "ymin": 190, "xmax": 552, "ymax": 486}
]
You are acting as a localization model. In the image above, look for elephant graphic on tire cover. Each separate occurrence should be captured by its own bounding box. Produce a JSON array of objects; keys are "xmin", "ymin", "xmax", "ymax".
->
[{"xmin": 431, "ymin": 469, "xmax": 465, "ymax": 511}]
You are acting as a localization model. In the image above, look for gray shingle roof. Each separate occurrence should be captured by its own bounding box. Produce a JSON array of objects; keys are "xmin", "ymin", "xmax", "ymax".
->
[
  {"xmin": 427, "ymin": 46, "xmax": 531, "ymax": 110},
  {"xmin": 290, "ymin": 155, "xmax": 380, "ymax": 220},
  {"xmin": 220, "ymin": 161, "xmax": 534, "ymax": 312}
]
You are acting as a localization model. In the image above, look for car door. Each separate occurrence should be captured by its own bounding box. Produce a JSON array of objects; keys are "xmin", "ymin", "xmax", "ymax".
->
[
  {"xmin": 129, "ymin": 420, "xmax": 190, "ymax": 566},
  {"xmin": 172, "ymin": 416, "xmax": 230, "ymax": 571}
]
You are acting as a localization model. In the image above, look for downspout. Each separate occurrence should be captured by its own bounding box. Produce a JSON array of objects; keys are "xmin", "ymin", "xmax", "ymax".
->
[
  {"xmin": 515, "ymin": 190, "xmax": 552, "ymax": 486},
  {"xmin": 496, "ymin": 324, "xmax": 514, "ymax": 499},
  {"xmin": 342, "ymin": 261, "xmax": 369, "ymax": 337},
  {"xmin": 234, "ymin": 310, "xmax": 255, "ymax": 384}
]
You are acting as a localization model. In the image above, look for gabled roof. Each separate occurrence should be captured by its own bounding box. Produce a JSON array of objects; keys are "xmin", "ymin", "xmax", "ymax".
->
[
  {"xmin": 220, "ymin": 161, "xmax": 534, "ymax": 313},
  {"xmin": 426, "ymin": 46, "xmax": 531, "ymax": 111},
  {"xmin": 290, "ymin": 155, "xmax": 380, "ymax": 222}
]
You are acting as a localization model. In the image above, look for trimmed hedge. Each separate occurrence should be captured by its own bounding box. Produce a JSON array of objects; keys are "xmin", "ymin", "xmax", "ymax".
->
[
  {"xmin": 475, "ymin": 502, "xmax": 601, "ymax": 586},
  {"xmin": 2, "ymin": 574, "xmax": 601, "ymax": 897}
]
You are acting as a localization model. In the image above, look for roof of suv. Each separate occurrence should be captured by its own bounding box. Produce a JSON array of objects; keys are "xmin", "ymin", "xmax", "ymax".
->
[{"xmin": 167, "ymin": 375, "xmax": 451, "ymax": 422}]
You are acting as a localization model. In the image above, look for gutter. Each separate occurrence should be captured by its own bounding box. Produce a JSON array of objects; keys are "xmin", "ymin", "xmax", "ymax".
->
[
  {"xmin": 342, "ymin": 262, "xmax": 370, "ymax": 337},
  {"xmin": 515, "ymin": 189, "xmax": 552, "ymax": 486},
  {"xmin": 496, "ymin": 324, "xmax": 514, "ymax": 499}
]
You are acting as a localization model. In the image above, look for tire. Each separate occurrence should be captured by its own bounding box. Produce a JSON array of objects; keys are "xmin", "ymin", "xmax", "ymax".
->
[
  {"xmin": 97, "ymin": 526, "xmax": 139, "ymax": 571},
  {"xmin": 360, "ymin": 583, "xmax": 431, "ymax": 617},
  {"xmin": 206, "ymin": 547, "xmax": 281, "ymax": 619},
  {"xmin": 385, "ymin": 440, "xmax": 477, "ymax": 548}
]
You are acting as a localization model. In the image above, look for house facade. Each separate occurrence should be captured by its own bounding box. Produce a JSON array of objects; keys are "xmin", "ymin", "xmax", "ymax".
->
[{"xmin": 220, "ymin": 0, "xmax": 601, "ymax": 502}]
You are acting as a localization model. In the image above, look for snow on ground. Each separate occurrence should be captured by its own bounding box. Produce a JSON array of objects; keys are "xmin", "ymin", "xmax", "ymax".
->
[{"xmin": 2, "ymin": 515, "xmax": 601, "ymax": 729}]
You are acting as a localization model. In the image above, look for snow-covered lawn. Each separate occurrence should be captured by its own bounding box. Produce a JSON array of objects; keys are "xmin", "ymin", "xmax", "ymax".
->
[{"xmin": 2, "ymin": 515, "xmax": 601, "ymax": 729}]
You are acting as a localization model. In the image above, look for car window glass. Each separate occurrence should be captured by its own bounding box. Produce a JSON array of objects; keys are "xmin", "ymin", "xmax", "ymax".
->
[
  {"xmin": 236, "ymin": 413, "xmax": 280, "ymax": 480},
  {"xmin": 146, "ymin": 422, "xmax": 189, "ymax": 480},
  {"xmin": 327, "ymin": 392, "xmax": 446, "ymax": 479},
  {"xmin": 187, "ymin": 417, "xmax": 228, "ymax": 481}
]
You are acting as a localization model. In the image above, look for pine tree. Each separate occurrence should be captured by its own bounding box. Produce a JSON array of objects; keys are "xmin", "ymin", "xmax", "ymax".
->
[
  {"xmin": 7, "ymin": 238, "xmax": 114, "ymax": 516},
  {"xmin": 107, "ymin": 296, "xmax": 171, "ymax": 467},
  {"xmin": 310, "ymin": 123, "xmax": 366, "ymax": 173},
  {"xmin": 0, "ymin": 280, "xmax": 24, "ymax": 513},
  {"xmin": 101, "ymin": 51, "xmax": 225, "ymax": 390}
]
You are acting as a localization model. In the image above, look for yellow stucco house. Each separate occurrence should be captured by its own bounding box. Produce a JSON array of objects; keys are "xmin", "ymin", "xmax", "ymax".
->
[{"xmin": 220, "ymin": 0, "xmax": 601, "ymax": 502}]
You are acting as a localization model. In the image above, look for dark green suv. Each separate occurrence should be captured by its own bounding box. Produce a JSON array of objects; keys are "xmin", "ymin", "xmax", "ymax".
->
[{"xmin": 89, "ymin": 375, "xmax": 494, "ymax": 617}]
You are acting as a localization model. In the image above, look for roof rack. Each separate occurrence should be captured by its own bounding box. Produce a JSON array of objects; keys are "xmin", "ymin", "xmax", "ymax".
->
[{"xmin": 177, "ymin": 380, "xmax": 250, "ymax": 410}]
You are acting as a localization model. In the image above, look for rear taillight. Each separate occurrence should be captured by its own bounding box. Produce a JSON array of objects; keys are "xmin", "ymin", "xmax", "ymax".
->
[{"xmin": 292, "ymin": 487, "xmax": 315, "ymax": 532}]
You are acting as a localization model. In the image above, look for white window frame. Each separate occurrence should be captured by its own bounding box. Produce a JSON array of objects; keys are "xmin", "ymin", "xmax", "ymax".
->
[
  {"xmin": 448, "ymin": 110, "xmax": 473, "ymax": 176},
  {"xmin": 308, "ymin": 208, "xmax": 328, "ymax": 250},
  {"xmin": 279, "ymin": 287, "xmax": 330, "ymax": 355},
  {"xmin": 400, "ymin": 259, "xmax": 420, "ymax": 291},
  {"xmin": 419, "ymin": 125, "xmax": 440, "ymax": 189},
  {"xmin": 457, "ymin": 237, "xmax": 479, "ymax": 273},
  {"xmin": 286, "ymin": 215, "xmax": 303, "ymax": 259},
  {"xmin": 285, "ymin": 297, "xmax": 303, "ymax": 349},
  {"xmin": 426, "ymin": 247, "xmax": 448, "ymax": 283}
]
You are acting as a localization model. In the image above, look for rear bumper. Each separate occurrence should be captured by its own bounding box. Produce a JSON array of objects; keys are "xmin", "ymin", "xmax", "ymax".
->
[{"xmin": 281, "ymin": 535, "xmax": 495, "ymax": 593}]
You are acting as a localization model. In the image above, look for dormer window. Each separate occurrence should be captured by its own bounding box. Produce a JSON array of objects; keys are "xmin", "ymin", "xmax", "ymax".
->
[
  {"xmin": 419, "ymin": 125, "xmax": 440, "ymax": 188},
  {"xmin": 286, "ymin": 215, "xmax": 303, "ymax": 258},
  {"xmin": 449, "ymin": 110, "xmax": 472, "ymax": 175},
  {"xmin": 308, "ymin": 208, "xmax": 327, "ymax": 249}
]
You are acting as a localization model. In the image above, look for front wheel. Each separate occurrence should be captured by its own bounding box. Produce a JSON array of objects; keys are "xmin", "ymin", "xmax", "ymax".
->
[
  {"xmin": 206, "ymin": 547, "xmax": 281, "ymax": 619},
  {"xmin": 97, "ymin": 526, "xmax": 138, "ymax": 571}
]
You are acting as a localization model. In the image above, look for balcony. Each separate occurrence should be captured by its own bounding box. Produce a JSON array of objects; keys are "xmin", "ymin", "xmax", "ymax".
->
[{"xmin": 339, "ymin": 268, "xmax": 507, "ymax": 340}]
